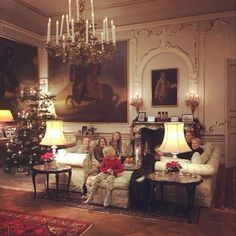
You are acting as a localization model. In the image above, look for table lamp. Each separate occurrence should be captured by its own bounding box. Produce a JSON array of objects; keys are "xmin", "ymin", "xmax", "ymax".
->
[
  {"xmin": 0, "ymin": 109, "xmax": 14, "ymax": 135},
  {"xmin": 159, "ymin": 122, "xmax": 191, "ymax": 158},
  {"xmin": 40, "ymin": 120, "xmax": 67, "ymax": 158}
]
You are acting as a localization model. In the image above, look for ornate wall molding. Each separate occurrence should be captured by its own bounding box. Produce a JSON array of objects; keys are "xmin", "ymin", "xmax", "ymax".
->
[{"xmin": 0, "ymin": 20, "xmax": 43, "ymax": 47}]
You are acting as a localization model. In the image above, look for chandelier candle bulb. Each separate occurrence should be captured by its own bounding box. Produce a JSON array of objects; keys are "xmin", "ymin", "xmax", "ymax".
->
[
  {"xmin": 68, "ymin": 0, "xmax": 72, "ymax": 22},
  {"xmin": 59, "ymin": 15, "xmax": 64, "ymax": 37},
  {"xmin": 62, "ymin": 35, "xmax": 65, "ymax": 49},
  {"xmin": 101, "ymin": 32, "xmax": 104, "ymax": 44},
  {"xmin": 71, "ymin": 19, "xmax": 75, "ymax": 43},
  {"xmin": 92, "ymin": 12, "xmax": 95, "ymax": 36},
  {"xmin": 103, "ymin": 18, "xmax": 106, "ymax": 39},
  {"xmin": 105, "ymin": 17, "xmax": 109, "ymax": 42},
  {"xmin": 86, "ymin": 20, "xmax": 89, "ymax": 44},
  {"xmin": 66, "ymin": 14, "xmax": 70, "ymax": 37},
  {"xmin": 112, "ymin": 25, "xmax": 116, "ymax": 44},
  {"xmin": 56, "ymin": 21, "xmax": 59, "ymax": 45},
  {"xmin": 91, "ymin": 0, "xmax": 95, "ymax": 36},
  {"xmin": 76, "ymin": 0, "xmax": 79, "ymax": 21},
  {"xmin": 47, "ymin": 18, "xmax": 51, "ymax": 43}
]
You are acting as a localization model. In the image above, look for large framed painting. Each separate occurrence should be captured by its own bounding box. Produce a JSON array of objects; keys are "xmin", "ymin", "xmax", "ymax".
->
[
  {"xmin": 151, "ymin": 68, "xmax": 178, "ymax": 106},
  {"xmin": 49, "ymin": 40, "xmax": 128, "ymax": 123},
  {"xmin": 0, "ymin": 37, "xmax": 38, "ymax": 115}
]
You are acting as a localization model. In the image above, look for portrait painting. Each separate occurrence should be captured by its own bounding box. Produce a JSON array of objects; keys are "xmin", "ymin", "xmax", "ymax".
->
[
  {"xmin": 151, "ymin": 68, "xmax": 178, "ymax": 106},
  {"xmin": 48, "ymin": 40, "xmax": 128, "ymax": 123},
  {"xmin": 0, "ymin": 37, "xmax": 38, "ymax": 115}
]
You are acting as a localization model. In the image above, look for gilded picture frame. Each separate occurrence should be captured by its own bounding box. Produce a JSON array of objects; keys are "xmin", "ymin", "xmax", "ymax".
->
[
  {"xmin": 48, "ymin": 40, "xmax": 128, "ymax": 123},
  {"xmin": 151, "ymin": 68, "xmax": 178, "ymax": 106}
]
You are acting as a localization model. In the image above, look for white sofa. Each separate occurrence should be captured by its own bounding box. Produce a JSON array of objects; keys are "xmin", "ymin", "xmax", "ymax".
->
[
  {"xmin": 50, "ymin": 142, "xmax": 220, "ymax": 208},
  {"xmin": 154, "ymin": 143, "xmax": 220, "ymax": 207},
  {"xmin": 49, "ymin": 139, "xmax": 133, "ymax": 209}
]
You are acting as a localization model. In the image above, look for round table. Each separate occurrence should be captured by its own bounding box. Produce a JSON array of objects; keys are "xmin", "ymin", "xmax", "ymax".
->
[
  {"xmin": 32, "ymin": 163, "xmax": 72, "ymax": 199},
  {"xmin": 148, "ymin": 171, "xmax": 203, "ymax": 223}
]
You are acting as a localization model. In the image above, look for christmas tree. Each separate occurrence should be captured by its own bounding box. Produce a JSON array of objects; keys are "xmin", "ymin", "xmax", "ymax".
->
[{"xmin": 4, "ymin": 87, "xmax": 56, "ymax": 174}]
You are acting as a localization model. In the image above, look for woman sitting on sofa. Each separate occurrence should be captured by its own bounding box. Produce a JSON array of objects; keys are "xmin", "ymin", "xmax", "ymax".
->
[
  {"xmin": 78, "ymin": 137, "xmax": 99, "ymax": 196},
  {"xmin": 109, "ymin": 132, "xmax": 122, "ymax": 156},
  {"xmin": 177, "ymin": 138, "xmax": 204, "ymax": 160},
  {"xmin": 93, "ymin": 136, "xmax": 107, "ymax": 163}
]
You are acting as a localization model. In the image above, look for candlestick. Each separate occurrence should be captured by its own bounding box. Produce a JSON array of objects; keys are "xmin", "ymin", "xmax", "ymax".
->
[
  {"xmin": 46, "ymin": 18, "xmax": 51, "ymax": 43},
  {"xmin": 105, "ymin": 17, "xmax": 109, "ymax": 42},
  {"xmin": 66, "ymin": 14, "xmax": 70, "ymax": 37},
  {"xmin": 68, "ymin": 0, "xmax": 72, "ymax": 22},
  {"xmin": 71, "ymin": 18, "xmax": 75, "ymax": 43},
  {"xmin": 86, "ymin": 20, "xmax": 89, "ymax": 44},
  {"xmin": 101, "ymin": 32, "xmax": 104, "ymax": 44},
  {"xmin": 60, "ymin": 15, "xmax": 64, "ymax": 37},
  {"xmin": 91, "ymin": 0, "xmax": 95, "ymax": 36},
  {"xmin": 56, "ymin": 20, "xmax": 59, "ymax": 45},
  {"xmin": 76, "ymin": 0, "xmax": 79, "ymax": 21},
  {"xmin": 62, "ymin": 35, "xmax": 65, "ymax": 49}
]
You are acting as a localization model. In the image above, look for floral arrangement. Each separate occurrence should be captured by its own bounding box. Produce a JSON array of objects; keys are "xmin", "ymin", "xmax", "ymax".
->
[
  {"xmin": 165, "ymin": 161, "xmax": 182, "ymax": 173},
  {"xmin": 130, "ymin": 95, "xmax": 144, "ymax": 113},
  {"xmin": 41, "ymin": 151, "xmax": 54, "ymax": 163},
  {"xmin": 185, "ymin": 93, "xmax": 200, "ymax": 115}
]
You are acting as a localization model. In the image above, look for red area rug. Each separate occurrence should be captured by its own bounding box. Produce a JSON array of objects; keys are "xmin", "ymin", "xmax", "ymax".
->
[{"xmin": 0, "ymin": 208, "xmax": 93, "ymax": 236}]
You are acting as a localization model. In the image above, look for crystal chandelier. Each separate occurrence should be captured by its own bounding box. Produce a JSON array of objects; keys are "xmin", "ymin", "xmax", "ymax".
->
[{"xmin": 46, "ymin": 0, "xmax": 116, "ymax": 65}]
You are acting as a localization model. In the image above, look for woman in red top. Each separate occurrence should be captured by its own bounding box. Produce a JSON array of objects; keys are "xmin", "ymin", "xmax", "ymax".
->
[{"xmin": 85, "ymin": 146, "xmax": 124, "ymax": 207}]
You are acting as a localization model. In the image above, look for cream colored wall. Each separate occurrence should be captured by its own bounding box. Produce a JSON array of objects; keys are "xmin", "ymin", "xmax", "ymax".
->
[{"xmin": 0, "ymin": 11, "xmax": 235, "ymax": 163}]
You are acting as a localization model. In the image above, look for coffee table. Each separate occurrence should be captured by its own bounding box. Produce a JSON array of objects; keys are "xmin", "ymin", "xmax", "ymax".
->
[
  {"xmin": 148, "ymin": 172, "xmax": 203, "ymax": 223},
  {"xmin": 32, "ymin": 163, "xmax": 72, "ymax": 199}
]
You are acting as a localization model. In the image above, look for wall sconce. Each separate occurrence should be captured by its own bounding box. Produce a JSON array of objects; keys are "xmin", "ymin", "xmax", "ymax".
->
[
  {"xmin": 130, "ymin": 94, "xmax": 144, "ymax": 114},
  {"xmin": 185, "ymin": 93, "xmax": 200, "ymax": 116}
]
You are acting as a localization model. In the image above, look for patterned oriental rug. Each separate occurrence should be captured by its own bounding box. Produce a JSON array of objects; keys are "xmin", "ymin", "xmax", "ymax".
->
[
  {"xmin": 0, "ymin": 208, "xmax": 93, "ymax": 236},
  {"xmin": 37, "ymin": 190, "xmax": 200, "ymax": 224}
]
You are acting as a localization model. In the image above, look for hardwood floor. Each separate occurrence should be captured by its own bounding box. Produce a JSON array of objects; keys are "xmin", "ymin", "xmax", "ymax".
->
[{"xmin": 0, "ymin": 188, "xmax": 235, "ymax": 236}]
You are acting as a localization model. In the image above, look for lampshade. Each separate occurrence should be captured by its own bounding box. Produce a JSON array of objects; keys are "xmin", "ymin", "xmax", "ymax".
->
[
  {"xmin": 159, "ymin": 122, "xmax": 191, "ymax": 158},
  {"xmin": 0, "ymin": 110, "xmax": 14, "ymax": 122},
  {"xmin": 40, "ymin": 120, "xmax": 67, "ymax": 146}
]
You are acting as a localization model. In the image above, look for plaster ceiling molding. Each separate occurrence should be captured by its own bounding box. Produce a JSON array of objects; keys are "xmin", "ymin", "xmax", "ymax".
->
[{"xmin": 0, "ymin": 20, "xmax": 42, "ymax": 47}]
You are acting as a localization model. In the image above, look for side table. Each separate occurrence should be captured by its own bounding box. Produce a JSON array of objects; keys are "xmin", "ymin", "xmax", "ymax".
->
[
  {"xmin": 148, "ymin": 172, "xmax": 203, "ymax": 223},
  {"xmin": 32, "ymin": 163, "xmax": 72, "ymax": 199}
]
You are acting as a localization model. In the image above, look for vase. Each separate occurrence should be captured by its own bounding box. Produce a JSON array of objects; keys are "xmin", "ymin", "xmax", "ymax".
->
[{"xmin": 168, "ymin": 171, "xmax": 179, "ymax": 180}]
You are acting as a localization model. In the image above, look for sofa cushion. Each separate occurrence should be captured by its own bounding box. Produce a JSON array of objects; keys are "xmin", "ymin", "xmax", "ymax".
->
[
  {"xmin": 159, "ymin": 156, "xmax": 191, "ymax": 163},
  {"xmin": 198, "ymin": 143, "xmax": 214, "ymax": 164},
  {"xmin": 191, "ymin": 152, "xmax": 202, "ymax": 164},
  {"xmin": 56, "ymin": 153, "xmax": 88, "ymax": 167},
  {"xmin": 87, "ymin": 171, "xmax": 133, "ymax": 190}
]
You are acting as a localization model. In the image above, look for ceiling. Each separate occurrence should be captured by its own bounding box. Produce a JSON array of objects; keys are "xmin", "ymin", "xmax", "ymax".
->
[{"xmin": 0, "ymin": 0, "xmax": 235, "ymax": 35}]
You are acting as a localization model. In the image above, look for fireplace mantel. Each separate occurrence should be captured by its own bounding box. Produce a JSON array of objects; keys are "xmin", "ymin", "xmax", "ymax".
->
[{"xmin": 132, "ymin": 121, "xmax": 164, "ymax": 133}]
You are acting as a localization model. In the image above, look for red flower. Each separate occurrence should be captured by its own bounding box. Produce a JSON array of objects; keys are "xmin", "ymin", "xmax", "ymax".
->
[
  {"xmin": 165, "ymin": 161, "xmax": 182, "ymax": 173},
  {"xmin": 41, "ymin": 152, "xmax": 53, "ymax": 162}
]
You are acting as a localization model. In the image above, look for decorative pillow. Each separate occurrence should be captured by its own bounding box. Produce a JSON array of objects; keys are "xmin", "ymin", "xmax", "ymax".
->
[
  {"xmin": 56, "ymin": 153, "xmax": 88, "ymax": 167},
  {"xmin": 191, "ymin": 152, "xmax": 202, "ymax": 164}
]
